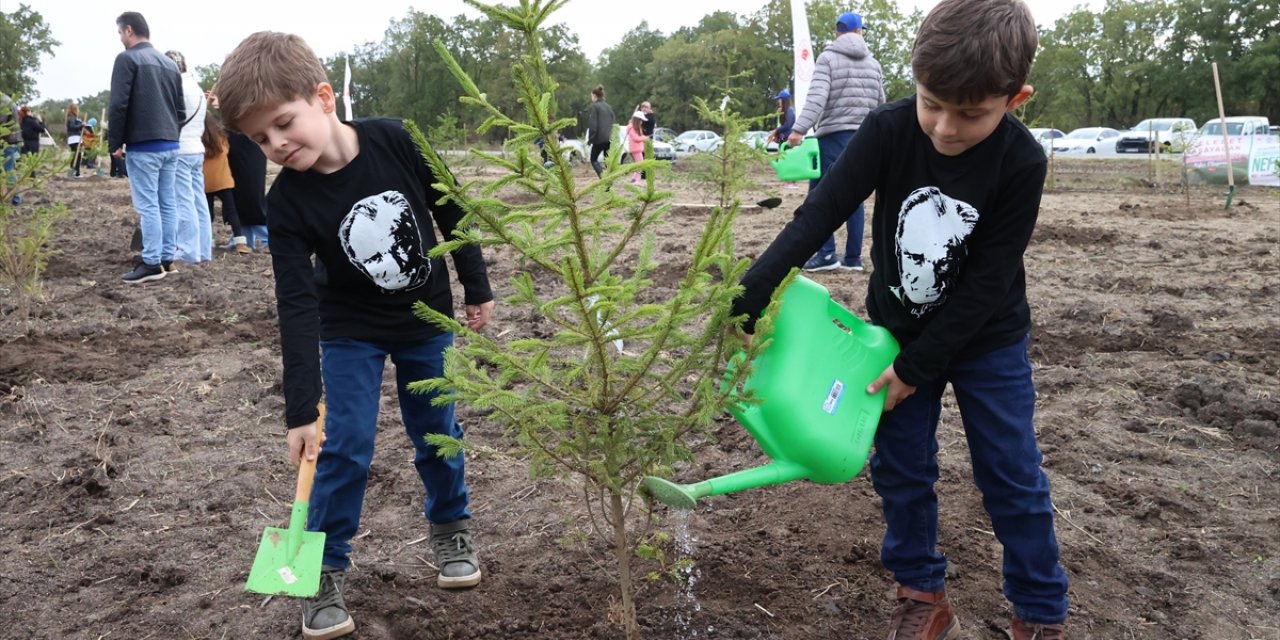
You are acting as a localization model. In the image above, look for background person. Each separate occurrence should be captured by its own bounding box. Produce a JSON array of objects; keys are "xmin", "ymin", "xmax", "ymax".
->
[
  {"xmin": 66, "ymin": 104, "xmax": 84, "ymax": 176},
  {"xmin": 226, "ymin": 131, "xmax": 269, "ymax": 251},
  {"xmin": 18, "ymin": 106, "xmax": 47, "ymax": 155},
  {"xmin": 200, "ymin": 110, "xmax": 250, "ymax": 254},
  {"xmin": 165, "ymin": 49, "xmax": 213, "ymax": 264},
  {"xmin": 586, "ymin": 84, "xmax": 615, "ymax": 178},
  {"xmin": 625, "ymin": 109, "xmax": 649, "ymax": 184},
  {"xmin": 788, "ymin": 11, "xmax": 885, "ymax": 273},
  {"xmin": 769, "ymin": 88, "xmax": 795, "ymax": 147},
  {"xmin": 108, "ymin": 11, "xmax": 185, "ymax": 283}
]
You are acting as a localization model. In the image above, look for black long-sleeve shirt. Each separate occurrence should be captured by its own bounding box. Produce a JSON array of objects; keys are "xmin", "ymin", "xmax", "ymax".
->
[
  {"xmin": 267, "ymin": 118, "xmax": 494, "ymax": 427},
  {"xmin": 732, "ymin": 97, "xmax": 1045, "ymax": 386}
]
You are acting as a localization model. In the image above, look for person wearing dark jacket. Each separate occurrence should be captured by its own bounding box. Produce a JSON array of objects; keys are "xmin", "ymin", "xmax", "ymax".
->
[
  {"xmin": 227, "ymin": 130, "xmax": 269, "ymax": 250},
  {"xmin": 585, "ymin": 84, "xmax": 615, "ymax": 177},
  {"xmin": 66, "ymin": 104, "xmax": 85, "ymax": 176},
  {"xmin": 109, "ymin": 11, "xmax": 186, "ymax": 283},
  {"xmin": 18, "ymin": 106, "xmax": 47, "ymax": 155}
]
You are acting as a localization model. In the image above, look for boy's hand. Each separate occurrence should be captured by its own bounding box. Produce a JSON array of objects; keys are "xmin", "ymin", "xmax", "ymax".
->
[
  {"xmin": 285, "ymin": 422, "xmax": 321, "ymax": 468},
  {"xmin": 787, "ymin": 132, "xmax": 805, "ymax": 148},
  {"xmin": 465, "ymin": 300, "xmax": 495, "ymax": 331},
  {"xmin": 867, "ymin": 363, "xmax": 916, "ymax": 412}
]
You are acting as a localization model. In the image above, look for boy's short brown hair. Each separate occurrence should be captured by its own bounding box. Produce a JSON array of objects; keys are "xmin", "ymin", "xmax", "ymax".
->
[
  {"xmin": 911, "ymin": 0, "xmax": 1037, "ymax": 104},
  {"xmin": 214, "ymin": 32, "xmax": 328, "ymax": 132}
]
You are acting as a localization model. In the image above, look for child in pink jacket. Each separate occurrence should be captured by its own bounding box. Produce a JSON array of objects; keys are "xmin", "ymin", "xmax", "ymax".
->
[{"xmin": 626, "ymin": 110, "xmax": 648, "ymax": 184}]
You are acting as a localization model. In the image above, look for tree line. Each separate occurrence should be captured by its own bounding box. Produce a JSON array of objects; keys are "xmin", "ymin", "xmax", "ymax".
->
[{"xmin": 7, "ymin": 0, "xmax": 1277, "ymax": 143}]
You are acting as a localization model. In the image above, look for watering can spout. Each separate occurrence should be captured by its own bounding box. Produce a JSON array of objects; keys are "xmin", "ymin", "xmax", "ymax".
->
[{"xmin": 644, "ymin": 460, "xmax": 808, "ymax": 510}]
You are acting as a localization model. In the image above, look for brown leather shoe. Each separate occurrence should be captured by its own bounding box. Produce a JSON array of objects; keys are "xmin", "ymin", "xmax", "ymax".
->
[
  {"xmin": 1011, "ymin": 615, "xmax": 1066, "ymax": 640},
  {"xmin": 886, "ymin": 585, "xmax": 959, "ymax": 640}
]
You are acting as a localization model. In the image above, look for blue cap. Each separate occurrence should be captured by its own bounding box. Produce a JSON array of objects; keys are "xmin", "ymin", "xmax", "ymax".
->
[
  {"xmin": 87, "ymin": 117, "xmax": 98, "ymax": 127},
  {"xmin": 836, "ymin": 12, "xmax": 865, "ymax": 32},
  {"xmin": 774, "ymin": 89, "xmax": 791, "ymax": 100}
]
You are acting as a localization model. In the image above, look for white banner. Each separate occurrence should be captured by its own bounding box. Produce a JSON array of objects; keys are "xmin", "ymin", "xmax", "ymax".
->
[
  {"xmin": 343, "ymin": 57, "xmax": 354, "ymax": 121},
  {"xmin": 790, "ymin": 0, "xmax": 814, "ymax": 116}
]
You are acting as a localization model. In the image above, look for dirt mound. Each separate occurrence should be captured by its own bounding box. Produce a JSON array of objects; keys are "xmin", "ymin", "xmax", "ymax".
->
[{"xmin": 1, "ymin": 171, "xmax": 1276, "ymax": 639}]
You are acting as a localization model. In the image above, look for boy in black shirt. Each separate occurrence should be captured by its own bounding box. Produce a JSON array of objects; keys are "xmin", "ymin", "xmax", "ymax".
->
[
  {"xmin": 216, "ymin": 31, "xmax": 495, "ymax": 640},
  {"xmin": 731, "ymin": 1, "xmax": 1068, "ymax": 638}
]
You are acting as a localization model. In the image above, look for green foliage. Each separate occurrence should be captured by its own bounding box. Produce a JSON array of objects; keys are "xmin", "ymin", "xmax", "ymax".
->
[
  {"xmin": 21, "ymin": 0, "xmax": 1279, "ymax": 144},
  {"xmin": 1027, "ymin": 0, "xmax": 1280, "ymax": 130},
  {"xmin": 636, "ymin": 531, "xmax": 694, "ymax": 583},
  {"xmin": 0, "ymin": 4, "xmax": 59, "ymax": 101},
  {"xmin": 427, "ymin": 111, "xmax": 468, "ymax": 149},
  {"xmin": 399, "ymin": 1, "xmax": 766, "ymax": 636},
  {"xmin": 682, "ymin": 97, "xmax": 771, "ymax": 209},
  {"xmin": 326, "ymin": 8, "xmax": 592, "ymax": 142},
  {"xmin": 0, "ymin": 143, "xmax": 69, "ymax": 297}
]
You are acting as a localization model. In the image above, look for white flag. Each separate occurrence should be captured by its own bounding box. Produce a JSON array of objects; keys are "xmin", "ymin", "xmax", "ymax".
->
[
  {"xmin": 343, "ymin": 57, "xmax": 354, "ymax": 120},
  {"xmin": 790, "ymin": 0, "xmax": 814, "ymax": 115}
]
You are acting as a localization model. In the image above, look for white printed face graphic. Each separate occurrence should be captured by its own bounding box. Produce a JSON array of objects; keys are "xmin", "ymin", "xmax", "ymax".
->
[
  {"xmin": 891, "ymin": 187, "xmax": 979, "ymax": 317},
  {"xmin": 340, "ymin": 190, "xmax": 430, "ymax": 291}
]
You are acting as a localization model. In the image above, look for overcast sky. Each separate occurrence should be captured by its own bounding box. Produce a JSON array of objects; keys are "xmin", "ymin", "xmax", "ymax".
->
[{"xmin": 23, "ymin": 0, "xmax": 1094, "ymax": 102}]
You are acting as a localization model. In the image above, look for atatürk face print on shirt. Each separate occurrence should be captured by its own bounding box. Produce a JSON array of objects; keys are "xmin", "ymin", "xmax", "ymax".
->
[
  {"xmin": 339, "ymin": 190, "xmax": 431, "ymax": 292},
  {"xmin": 891, "ymin": 186, "xmax": 979, "ymax": 318}
]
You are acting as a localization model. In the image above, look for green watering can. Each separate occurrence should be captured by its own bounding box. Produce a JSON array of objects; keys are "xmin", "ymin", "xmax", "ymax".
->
[
  {"xmin": 770, "ymin": 136, "xmax": 821, "ymax": 182},
  {"xmin": 643, "ymin": 275, "xmax": 899, "ymax": 509}
]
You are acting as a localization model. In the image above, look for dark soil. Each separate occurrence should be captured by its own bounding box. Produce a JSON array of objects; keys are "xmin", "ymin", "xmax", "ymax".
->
[{"xmin": 1, "ymin": 164, "xmax": 1277, "ymax": 639}]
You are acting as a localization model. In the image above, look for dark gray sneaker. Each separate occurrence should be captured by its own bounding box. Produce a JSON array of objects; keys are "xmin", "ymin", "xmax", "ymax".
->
[
  {"xmin": 121, "ymin": 261, "xmax": 165, "ymax": 284},
  {"xmin": 431, "ymin": 519, "xmax": 482, "ymax": 588},
  {"xmin": 301, "ymin": 566, "xmax": 355, "ymax": 640}
]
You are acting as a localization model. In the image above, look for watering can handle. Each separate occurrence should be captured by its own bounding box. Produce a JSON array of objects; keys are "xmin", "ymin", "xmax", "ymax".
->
[
  {"xmin": 827, "ymin": 298, "xmax": 861, "ymax": 332},
  {"xmin": 294, "ymin": 404, "xmax": 326, "ymax": 503}
]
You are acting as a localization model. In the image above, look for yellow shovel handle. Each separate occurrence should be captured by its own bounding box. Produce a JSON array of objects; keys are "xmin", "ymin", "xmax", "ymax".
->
[{"xmin": 293, "ymin": 404, "xmax": 326, "ymax": 503}]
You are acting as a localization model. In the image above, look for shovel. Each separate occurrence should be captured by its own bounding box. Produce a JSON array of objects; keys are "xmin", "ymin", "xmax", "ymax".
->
[
  {"xmin": 246, "ymin": 405, "xmax": 327, "ymax": 597},
  {"xmin": 756, "ymin": 196, "xmax": 783, "ymax": 209}
]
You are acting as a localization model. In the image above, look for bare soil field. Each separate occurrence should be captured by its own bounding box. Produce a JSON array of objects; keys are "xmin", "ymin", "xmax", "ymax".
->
[{"xmin": 1, "ymin": 158, "xmax": 1277, "ymax": 639}]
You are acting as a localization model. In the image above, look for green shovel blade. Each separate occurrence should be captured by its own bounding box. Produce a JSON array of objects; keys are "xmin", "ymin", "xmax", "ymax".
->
[{"xmin": 245, "ymin": 501, "xmax": 326, "ymax": 597}]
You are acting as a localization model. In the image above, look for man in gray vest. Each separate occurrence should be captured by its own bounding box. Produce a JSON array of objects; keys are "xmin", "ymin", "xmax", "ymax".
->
[{"xmin": 788, "ymin": 11, "xmax": 885, "ymax": 272}]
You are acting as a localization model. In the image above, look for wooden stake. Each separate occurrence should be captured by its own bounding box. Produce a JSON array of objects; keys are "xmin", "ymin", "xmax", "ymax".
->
[{"xmin": 1210, "ymin": 62, "xmax": 1235, "ymax": 208}]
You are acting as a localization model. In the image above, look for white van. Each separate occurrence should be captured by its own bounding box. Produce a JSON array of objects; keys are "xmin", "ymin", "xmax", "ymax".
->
[{"xmin": 1185, "ymin": 116, "xmax": 1277, "ymax": 186}]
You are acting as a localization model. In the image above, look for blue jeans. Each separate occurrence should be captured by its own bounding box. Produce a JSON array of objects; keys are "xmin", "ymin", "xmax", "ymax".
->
[
  {"xmin": 4, "ymin": 145, "xmax": 20, "ymax": 204},
  {"xmin": 869, "ymin": 334, "xmax": 1068, "ymax": 624},
  {"xmin": 310, "ymin": 334, "xmax": 471, "ymax": 569},
  {"xmin": 125, "ymin": 149, "xmax": 180, "ymax": 265},
  {"xmin": 809, "ymin": 130, "xmax": 865, "ymax": 266},
  {"xmin": 173, "ymin": 153, "xmax": 212, "ymax": 262}
]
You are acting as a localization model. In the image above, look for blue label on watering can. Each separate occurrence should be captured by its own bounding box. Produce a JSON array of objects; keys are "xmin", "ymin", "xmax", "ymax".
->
[{"xmin": 822, "ymin": 379, "xmax": 845, "ymax": 415}]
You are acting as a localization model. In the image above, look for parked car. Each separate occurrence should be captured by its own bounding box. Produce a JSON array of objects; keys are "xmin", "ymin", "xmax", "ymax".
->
[
  {"xmin": 652, "ymin": 127, "xmax": 678, "ymax": 144},
  {"xmin": 1027, "ymin": 127, "xmax": 1065, "ymax": 154},
  {"xmin": 1115, "ymin": 118, "xmax": 1197, "ymax": 153},
  {"xmin": 1052, "ymin": 127, "xmax": 1121, "ymax": 154},
  {"xmin": 1197, "ymin": 116, "xmax": 1271, "ymax": 137},
  {"xmin": 739, "ymin": 130, "xmax": 779, "ymax": 152},
  {"xmin": 559, "ymin": 138, "xmax": 586, "ymax": 164},
  {"xmin": 673, "ymin": 129, "xmax": 723, "ymax": 153}
]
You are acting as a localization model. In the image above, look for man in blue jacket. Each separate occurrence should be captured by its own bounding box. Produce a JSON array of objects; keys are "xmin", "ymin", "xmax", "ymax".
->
[{"xmin": 109, "ymin": 11, "xmax": 185, "ymax": 283}]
